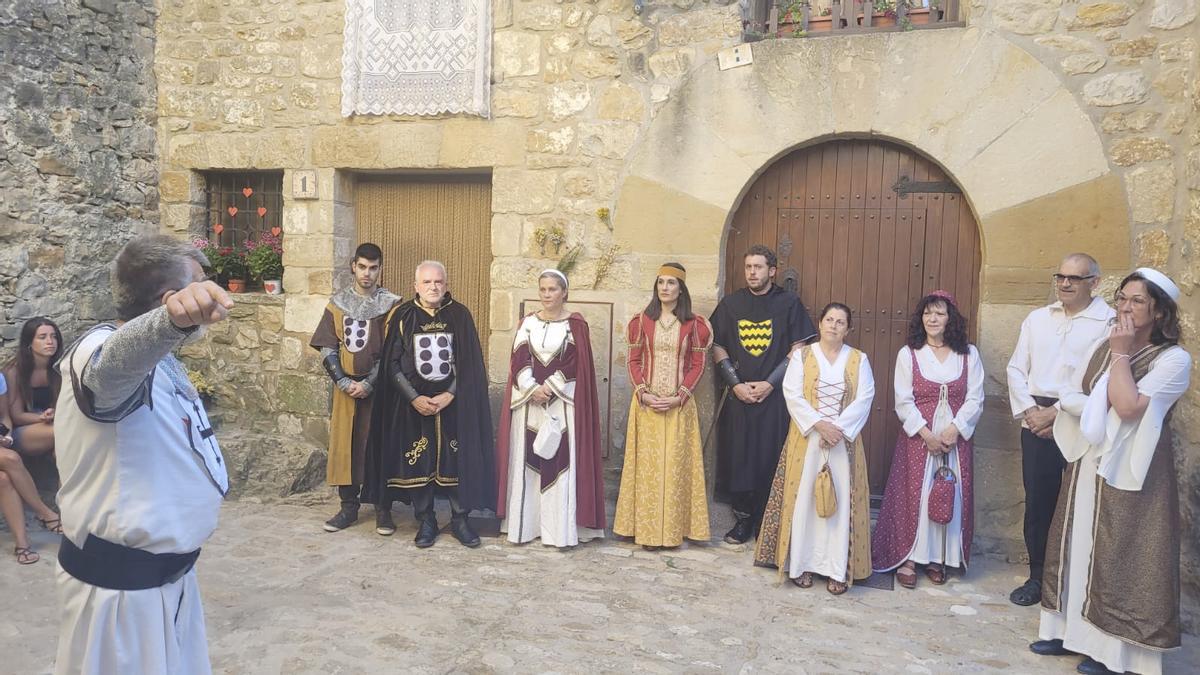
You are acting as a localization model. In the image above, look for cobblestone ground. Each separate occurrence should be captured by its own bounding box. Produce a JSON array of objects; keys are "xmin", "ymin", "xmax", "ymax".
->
[{"xmin": 4, "ymin": 500, "xmax": 1197, "ymax": 674}]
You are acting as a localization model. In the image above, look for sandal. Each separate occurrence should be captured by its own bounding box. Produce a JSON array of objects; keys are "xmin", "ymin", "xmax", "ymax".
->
[
  {"xmin": 826, "ymin": 578, "xmax": 848, "ymax": 596},
  {"xmin": 896, "ymin": 561, "xmax": 917, "ymax": 589},
  {"xmin": 791, "ymin": 571, "xmax": 814, "ymax": 588},
  {"xmin": 37, "ymin": 516, "xmax": 63, "ymax": 534},
  {"xmin": 925, "ymin": 563, "xmax": 947, "ymax": 585},
  {"xmin": 15, "ymin": 546, "xmax": 39, "ymax": 565}
]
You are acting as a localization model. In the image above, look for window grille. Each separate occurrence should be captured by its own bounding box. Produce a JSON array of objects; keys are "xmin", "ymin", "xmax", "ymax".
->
[{"xmin": 203, "ymin": 171, "xmax": 284, "ymax": 246}]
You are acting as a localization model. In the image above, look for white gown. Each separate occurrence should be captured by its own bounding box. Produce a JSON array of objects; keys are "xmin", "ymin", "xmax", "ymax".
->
[
  {"xmin": 783, "ymin": 345, "xmax": 874, "ymax": 582},
  {"xmin": 500, "ymin": 316, "xmax": 603, "ymax": 547}
]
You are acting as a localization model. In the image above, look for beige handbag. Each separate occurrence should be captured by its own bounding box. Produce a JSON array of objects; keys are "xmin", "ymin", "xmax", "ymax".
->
[{"xmin": 813, "ymin": 449, "xmax": 837, "ymax": 518}]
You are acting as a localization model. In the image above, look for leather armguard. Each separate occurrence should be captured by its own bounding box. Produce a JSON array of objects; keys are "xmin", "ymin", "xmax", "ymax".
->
[
  {"xmin": 716, "ymin": 358, "xmax": 742, "ymax": 388},
  {"xmin": 766, "ymin": 358, "xmax": 789, "ymax": 388},
  {"xmin": 391, "ymin": 369, "xmax": 420, "ymax": 403},
  {"xmin": 322, "ymin": 353, "xmax": 348, "ymax": 383}
]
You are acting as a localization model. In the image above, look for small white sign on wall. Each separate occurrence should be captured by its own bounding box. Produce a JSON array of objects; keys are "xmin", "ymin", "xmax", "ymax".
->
[
  {"xmin": 292, "ymin": 170, "xmax": 318, "ymax": 200},
  {"xmin": 717, "ymin": 45, "xmax": 753, "ymax": 71}
]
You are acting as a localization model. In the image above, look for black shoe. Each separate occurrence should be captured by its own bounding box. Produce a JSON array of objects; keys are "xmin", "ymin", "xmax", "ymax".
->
[
  {"xmin": 1076, "ymin": 657, "xmax": 1119, "ymax": 674},
  {"xmin": 1010, "ymin": 579, "xmax": 1043, "ymax": 606},
  {"xmin": 414, "ymin": 514, "xmax": 438, "ymax": 548},
  {"xmin": 450, "ymin": 516, "xmax": 481, "ymax": 548},
  {"xmin": 323, "ymin": 505, "xmax": 359, "ymax": 532},
  {"xmin": 375, "ymin": 508, "xmax": 396, "ymax": 536},
  {"xmin": 723, "ymin": 518, "xmax": 753, "ymax": 545},
  {"xmin": 1029, "ymin": 639, "xmax": 1073, "ymax": 657}
]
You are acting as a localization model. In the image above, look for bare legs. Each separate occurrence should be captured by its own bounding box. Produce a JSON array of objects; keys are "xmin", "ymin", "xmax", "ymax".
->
[
  {"xmin": 12, "ymin": 422, "xmax": 54, "ymax": 456},
  {"xmin": 0, "ymin": 472, "xmax": 36, "ymax": 562},
  {"xmin": 0, "ymin": 448, "xmax": 58, "ymax": 523}
]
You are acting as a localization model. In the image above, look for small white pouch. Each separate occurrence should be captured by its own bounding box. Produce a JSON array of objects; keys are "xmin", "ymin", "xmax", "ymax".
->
[{"xmin": 532, "ymin": 410, "xmax": 564, "ymax": 460}]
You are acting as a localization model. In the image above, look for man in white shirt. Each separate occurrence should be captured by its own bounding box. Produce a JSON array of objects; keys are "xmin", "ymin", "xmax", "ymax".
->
[
  {"xmin": 54, "ymin": 236, "xmax": 234, "ymax": 674},
  {"xmin": 1006, "ymin": 253, "xmax": 1113, "ymax": 607}
]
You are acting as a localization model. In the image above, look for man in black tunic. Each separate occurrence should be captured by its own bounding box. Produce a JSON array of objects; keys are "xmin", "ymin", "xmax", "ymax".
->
[
  {"xmin": 364, "ymin": 261, "xmax": 495, "ymax": 548},
  {"xmin": 710, "ymin": 245, "xmax": 816, "ymax": 544}
]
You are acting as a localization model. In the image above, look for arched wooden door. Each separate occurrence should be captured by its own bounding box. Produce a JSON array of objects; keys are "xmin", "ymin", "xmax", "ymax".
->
[{"xmin": 723, "ymin": 139, "xmax": 981, "ymax": 497}]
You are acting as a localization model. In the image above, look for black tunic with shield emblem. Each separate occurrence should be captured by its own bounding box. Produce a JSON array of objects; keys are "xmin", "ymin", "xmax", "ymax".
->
[{"xmin": 363, "ymin": 294, "xmax": 496, "ymax": 512}]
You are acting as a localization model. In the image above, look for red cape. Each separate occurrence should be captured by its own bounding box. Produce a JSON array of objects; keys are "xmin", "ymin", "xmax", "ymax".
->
[{"xmin": 495, "ymin": 312, "xmax": 606, "ymax": 530}]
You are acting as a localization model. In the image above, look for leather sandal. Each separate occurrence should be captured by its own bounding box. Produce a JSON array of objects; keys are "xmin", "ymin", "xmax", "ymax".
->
[
  {"xmin": 791, "ymin": 571, "xmax": 814, "ymax": 588},
  {"xmin": 14, "ymin": 546, "xmax": 39, "ymax": 565},
  {"xmin": 896, "ymin": 561, "xmax": 918, "ymax": 589},
  {"xmin": 37, "ymin": 516, "xmax": 63, "ymax": 534},
  {"xmin": 826, "ymin": 578, "xmax": 848, "ymax": 596},
  {"xmin": 925, "ymin": 563, "xmax": 947, "ymax": 585}
]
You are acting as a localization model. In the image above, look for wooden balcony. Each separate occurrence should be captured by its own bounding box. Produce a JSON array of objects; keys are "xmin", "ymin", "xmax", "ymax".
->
[{"xmin": 743, "ymin": 1, "xmax": 964, "ymax": 40}]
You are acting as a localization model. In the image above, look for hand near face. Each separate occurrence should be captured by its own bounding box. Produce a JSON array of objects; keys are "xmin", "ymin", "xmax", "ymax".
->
[{"xmin": 1108, "ymin": 314, "xmax": 1137, "ymax": 356}]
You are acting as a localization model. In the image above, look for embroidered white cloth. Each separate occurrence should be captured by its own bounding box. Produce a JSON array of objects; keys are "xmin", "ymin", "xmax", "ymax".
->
[{"xmin": 341, "ymin": 0, "xmax": 491, "ymax": 117}]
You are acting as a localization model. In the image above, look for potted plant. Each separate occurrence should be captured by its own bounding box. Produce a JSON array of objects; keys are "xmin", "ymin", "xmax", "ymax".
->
[
  {"xmin": 864, "ymin": 0, "xmax": 898, "ymax": 27},
  {"xmin": 245, "ymin": 232, "xmax": 284, "ymax": 294}
]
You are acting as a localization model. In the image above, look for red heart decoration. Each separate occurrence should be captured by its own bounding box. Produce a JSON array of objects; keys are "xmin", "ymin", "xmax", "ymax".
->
[
  {"xmin": 242, "ymin": 187, "xmax": 254, "ymax": 198},
  {"xmin": 257, "ymin": 207, "xmax": 267, "ymax": 218},
  {"xmin": 213, "ymin": 224, "xmax": 224, "ymax": 235},
  {"xmin": 270, "ymin": 226, "xmax": 282, "ymax": 237},
  {"xmin": 227, "ymin": 206, "xmax": 238, "ymax": 217}
]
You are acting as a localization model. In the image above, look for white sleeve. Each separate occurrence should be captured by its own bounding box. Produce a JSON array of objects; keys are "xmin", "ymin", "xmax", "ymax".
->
[
  {"xmin": 1006, "ymin": 316, "xmax": 1036, "ymax": 417},
  {"xmin": 953, "ymin": 345, "xmax": 986, "ymax": 440},
  {"xmin": 894, "ymin": 347, "xmax": 926, "ymax": 437},
  {"xmin": 836, "ymin": 354, "xmax": 875, "ymax": 442},
  {"xmin": 782, "ymin": 350, "xmax": 820, "ymax": 435}
]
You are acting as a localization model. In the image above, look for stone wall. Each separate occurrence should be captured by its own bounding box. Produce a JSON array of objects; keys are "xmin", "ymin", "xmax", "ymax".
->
[
  {"xmin": 0, "ymin": 0, "xmax": 159, "ymax": 356},
  {"xmin": 177, "ymin": 293, "xmax": 327, "ymax": 499},
  {"xmin": 976, "ymin": 0, "xmax": 1200, "ymax": 634},
  {"xmin": 153, "ymin": 0, "xmax": 1199, "ymax": 629}
]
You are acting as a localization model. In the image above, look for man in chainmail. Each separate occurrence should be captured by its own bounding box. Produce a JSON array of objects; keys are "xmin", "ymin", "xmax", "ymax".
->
[
  {"xmin": 310, "ymin": 243, "xmax": 402, "ymax": 534},
  {"xmin": 54, "ymin": 235, "xmax": 234, "ymax": 673}
]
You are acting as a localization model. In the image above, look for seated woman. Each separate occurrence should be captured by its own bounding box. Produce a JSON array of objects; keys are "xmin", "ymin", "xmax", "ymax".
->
[
  {"xmin": 871, "ymin": 291, "xmax": 984, "ymax": 588},
  {"xmin": 1033, "ymin": 269, "xmax": 1190, "ymax": 675},
  {"xmin": 0, "ymin": 372, "xmax": 63, "ymax": 564},
  {"xmin": 5, "ymin": 317, "xmax": 63, "ymax": 457},
  {"xmin": 754, "ymin": 303, "xmax": 875, "ymax": 595},
  {"xmin": 614, "ymin": 263, "xmax": 712, "ymax": 550},
  {"xmin": 495, "ymin": 269, "xmax": 606, "ymax": 547}
]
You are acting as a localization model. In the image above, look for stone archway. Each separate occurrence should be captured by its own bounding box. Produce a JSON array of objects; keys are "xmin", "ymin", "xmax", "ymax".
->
[
  {"xmin": 611, "ymin": 28, "xmax": 1132, "ymax": 549},
  {"xmin": 724, "ymin": 137, "xmax": 982, "ymax": 496}
]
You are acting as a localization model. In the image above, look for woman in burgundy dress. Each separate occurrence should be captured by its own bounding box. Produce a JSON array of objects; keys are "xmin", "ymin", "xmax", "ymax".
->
[{"xmin": 871, "ymin": 291, "xmax": 984, "ymax": 588}]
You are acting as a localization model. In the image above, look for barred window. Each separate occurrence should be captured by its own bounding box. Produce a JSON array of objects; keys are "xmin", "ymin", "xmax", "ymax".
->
[{"xmin": 203, "ymin": 171, "xmax": 284, "ymax": 246}]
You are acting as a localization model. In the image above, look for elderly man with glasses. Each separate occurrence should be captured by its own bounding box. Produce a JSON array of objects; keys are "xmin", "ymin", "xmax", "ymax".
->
[{"xmin": 1005, "ymin": 253, "xmax": 1114, "ymax": 607}]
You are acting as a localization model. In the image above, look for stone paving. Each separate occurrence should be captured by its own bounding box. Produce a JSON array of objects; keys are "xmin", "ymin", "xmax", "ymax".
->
[{"xmin": 4, "ymin": 500, "xmax": 1197, "ymax": 674}]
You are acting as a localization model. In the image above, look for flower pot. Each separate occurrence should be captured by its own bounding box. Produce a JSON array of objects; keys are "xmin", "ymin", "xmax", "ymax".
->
[
  {"xmin": 907, "ymin": 8, "xmax": 934, "ymax": 25},
  {"xmin": 227, "ymin": 278, "xmax": 247, "ymax": 293},
  {"xmin": 861, "ymin": 13, "xmax": 897, "ymax": 27},
  {"xmin": 263, "ymin": 279, "xmax": 283, "ymax": 295}
]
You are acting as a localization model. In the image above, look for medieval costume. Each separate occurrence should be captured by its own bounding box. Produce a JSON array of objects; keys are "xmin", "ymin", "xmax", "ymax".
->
[
  {"xmin": 755, "ymin": 344, "xmax": 874, "ymax": 587},
  {"xmin": 710, "ymin": 284, "xmax": 816, "ymax": 536},
  {"xmin": 310, "ymin": 286, "xmax": 401, "ymax": 521},
  {"xmin": 613, "ymin": 312, "xmax": 712, "ymax": 547},
  {"xmin": 495, "ymin": 312, "xmax": 605, "ymax": 547},
  {"xmin": 871, "ymin": 344, "xmax": 984, "ymax": 573},
  {"xmin": 364, "ymin": 293, "xmax": 494, "ymax": 530},
  {"xmin": 1039, "ymin": 341, "xmax": 1190, "ymax": 675},
  {"xmin": 54, "ymin": 308, "xmax": 228, "ymax": 674}
]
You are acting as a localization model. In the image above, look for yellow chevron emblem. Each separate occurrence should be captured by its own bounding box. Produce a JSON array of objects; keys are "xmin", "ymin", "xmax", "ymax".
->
[{"xmin": 738, "ymin": 319, "xmax": 773, "ymax": 357}]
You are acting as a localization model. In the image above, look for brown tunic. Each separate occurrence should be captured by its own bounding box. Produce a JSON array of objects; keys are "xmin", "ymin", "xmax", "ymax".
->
[
  {"xmin": 1041, "ymin": 342, "xmax": 1182, "ymax": 650},
  {"xmin": 311, "ymin": 300, "xmax": 398, "ymax": 486}
]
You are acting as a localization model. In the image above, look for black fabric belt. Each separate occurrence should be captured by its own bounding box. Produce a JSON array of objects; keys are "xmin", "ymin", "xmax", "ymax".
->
[
  {"xmin": 1033, "ymin": 396, "xmax": 1059, "ymax": 407},
  {"xmin": 59, "ymin": 534, "xmax": 200, "ymax": 591}
]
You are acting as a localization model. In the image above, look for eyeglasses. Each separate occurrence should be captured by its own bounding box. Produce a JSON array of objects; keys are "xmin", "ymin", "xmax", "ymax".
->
[{"xmin": 1052, "ymin": 273, "xmax": 1096, "ymax": 285}]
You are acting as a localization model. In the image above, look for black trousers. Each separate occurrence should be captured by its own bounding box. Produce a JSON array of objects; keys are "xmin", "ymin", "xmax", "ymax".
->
[
  {"xmin": 1021, "ymin": 428, "xmax": 1067, "ymax": 581},
  {"xmin": 411, "ymin": 484, "xmax": 466, "ymax": 520},
  {"xmin": 731, "ymin": 489, "xmax": 769, "ymax": 534},
  {"xmin": 337, "ymin": 484, "xmax": 360, "ymax": 507}
]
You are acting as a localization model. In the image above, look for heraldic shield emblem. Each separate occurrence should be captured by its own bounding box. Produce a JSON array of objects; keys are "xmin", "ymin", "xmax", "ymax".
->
[
  {"xmin": 415, "ymin": 332, "xmax": 454, "ymax": 382},
  {"xmin": 738, "ymin": 319, "xmax": 773, "ymax": 357}
]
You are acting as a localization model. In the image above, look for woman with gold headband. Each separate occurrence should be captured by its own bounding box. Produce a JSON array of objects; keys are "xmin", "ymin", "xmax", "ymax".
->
[
  {"xmin": 614, "ymin": 263, "xmax": 712, "ymax": 549},
  {"xmin": 495, "ymin": 269, "xmax": 606, "ymax": 547}
]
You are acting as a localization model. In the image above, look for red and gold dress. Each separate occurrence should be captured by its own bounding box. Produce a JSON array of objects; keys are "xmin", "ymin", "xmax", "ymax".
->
[{"xmin": 614, "ymin": 312, "xmax": 712, "ymax": 547}]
